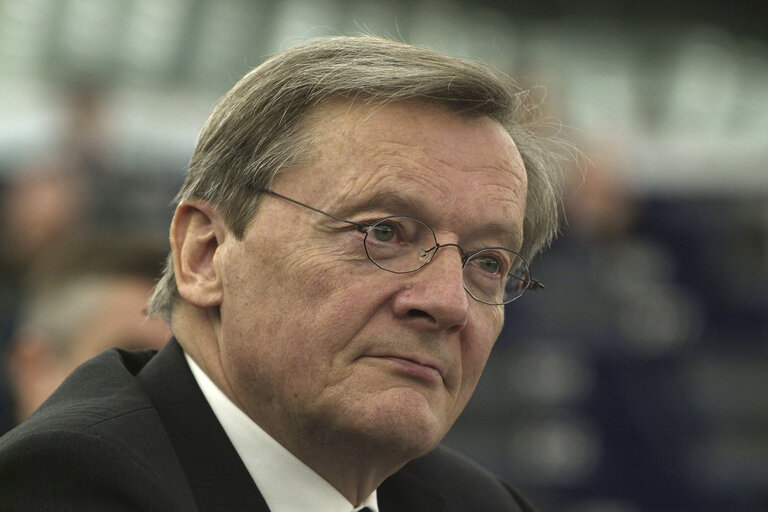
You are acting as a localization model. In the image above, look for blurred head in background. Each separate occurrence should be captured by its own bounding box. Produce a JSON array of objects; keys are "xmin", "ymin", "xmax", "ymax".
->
[
  {"xmin": 0, "ymin": 159, "xmax": 91, "ymax": 275},
  {"xmin": 7, "ymin": 236, "xmax": 170, "ymax": 423},
  {"xmin": 564, "ymin": 142, "xmax": 639, "ymax": 242}
]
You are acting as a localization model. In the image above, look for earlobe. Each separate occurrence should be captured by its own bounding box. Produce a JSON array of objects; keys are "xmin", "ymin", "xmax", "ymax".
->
[{"xmin": 170, "ymin": 200, "xmax": 227, "ymax": 309}]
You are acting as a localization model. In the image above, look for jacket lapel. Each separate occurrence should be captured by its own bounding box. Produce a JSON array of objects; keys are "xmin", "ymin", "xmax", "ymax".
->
[
  {"xmin": 136, "ymin": 339, "xmax": 271, "ymax": 512},
  {"xmin": 378, "ymin": 466, "xmax": 446, "ymax": 512}
]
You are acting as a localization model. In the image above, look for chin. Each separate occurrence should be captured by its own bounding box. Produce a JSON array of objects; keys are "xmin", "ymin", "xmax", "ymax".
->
[{"xmin": 347, "ymin": 389, "xmax": 452, "ymax": 458}]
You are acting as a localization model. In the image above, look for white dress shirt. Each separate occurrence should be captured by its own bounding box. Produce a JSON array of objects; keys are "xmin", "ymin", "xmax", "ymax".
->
[{"xmin": 185, "ymin": 354, "xmax": 379, "ymax": 512}]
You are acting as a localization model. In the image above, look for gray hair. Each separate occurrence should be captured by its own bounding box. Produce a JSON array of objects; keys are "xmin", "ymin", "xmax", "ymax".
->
[
  {"xmin": 18, "ymin": 278, "xmax": 110, "ymax": 356},
  {"xmin": 149, "ymin": 35, "xmax": 565, "ymax": 322}
]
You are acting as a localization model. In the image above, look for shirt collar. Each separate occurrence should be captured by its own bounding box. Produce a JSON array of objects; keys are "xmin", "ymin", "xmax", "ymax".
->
[{"xmin": 185, "ymin": 353, "xmax": 379, "ymax": 512}]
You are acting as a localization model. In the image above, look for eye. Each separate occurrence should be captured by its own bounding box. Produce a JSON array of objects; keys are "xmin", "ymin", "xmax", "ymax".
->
[
  {"xmin": 366, "ymin": 217, "xmax": 423, "ymax": 245},
  {"xmin": 466, "ymin": 249, "xmax": 514, "ymax": 279},
  {"xmin": 370, "ymin": 222, "xmax": 396, "ymax": 242},
  {"xmin": 473, "ymin": 254, "xmax": 503, "ymax": 275}
]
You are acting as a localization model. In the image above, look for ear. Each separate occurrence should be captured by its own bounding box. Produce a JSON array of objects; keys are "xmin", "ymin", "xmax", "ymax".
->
[{"xmin": 170, "ymin": 200, "xmax": 228, "ymax": 309}]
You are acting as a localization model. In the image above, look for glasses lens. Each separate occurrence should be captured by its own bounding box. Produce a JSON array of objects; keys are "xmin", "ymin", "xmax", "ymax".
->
[
  {"xmin": 364, "ymin": 216, "xmax": 436, "ymax": 273},
  {"xmin": 463, "ymin": 248, "xmax": 531, "ymax": 305}
]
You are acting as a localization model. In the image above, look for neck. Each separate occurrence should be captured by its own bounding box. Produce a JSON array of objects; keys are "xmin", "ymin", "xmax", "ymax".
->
[{"xmin": 264, "ymin": 419, "xmax": 411, "ymax": 505}]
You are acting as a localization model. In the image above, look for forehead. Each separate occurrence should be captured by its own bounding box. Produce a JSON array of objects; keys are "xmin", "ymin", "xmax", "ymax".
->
[{"xmin": 284, "ymin": 100, "xmax": 527, "ymax": 239}]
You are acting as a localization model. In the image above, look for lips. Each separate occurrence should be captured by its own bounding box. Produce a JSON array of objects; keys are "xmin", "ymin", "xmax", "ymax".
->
[{"xmin": 367, "ymin": 354, "xmax": 446, "ymax": 385}]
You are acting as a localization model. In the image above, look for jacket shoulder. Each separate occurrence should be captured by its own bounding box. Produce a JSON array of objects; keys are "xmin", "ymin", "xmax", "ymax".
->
[
  {"xmin": 0, "ymin": 348, "xmax": 196, "ymax": 511},
  {"xmin": 0, "ymin": 427, "xmax": 194, "ymax": 511}
]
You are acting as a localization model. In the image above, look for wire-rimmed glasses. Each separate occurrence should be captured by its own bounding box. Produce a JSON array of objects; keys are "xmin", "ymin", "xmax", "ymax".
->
[{"xmin": 254, "ymin": 188, "xmax": 543, "ymax": 305}]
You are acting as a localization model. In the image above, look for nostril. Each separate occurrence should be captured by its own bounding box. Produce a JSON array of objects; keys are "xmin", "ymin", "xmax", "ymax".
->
[{"xmin": 407, "ymin": 309, "xmax": 435, "ymax": 322}]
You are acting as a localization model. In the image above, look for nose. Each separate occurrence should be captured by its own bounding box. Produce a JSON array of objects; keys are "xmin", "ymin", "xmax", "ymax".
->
[{"xmin": 391, "ymin": 244, "xmax": 469, "ymax": 333}]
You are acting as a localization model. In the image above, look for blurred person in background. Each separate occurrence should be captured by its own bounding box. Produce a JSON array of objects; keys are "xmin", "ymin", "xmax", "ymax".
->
[
  {"xmin": 0, "ymin": 36, "xmax": 566, "ymax": 511},
  {"xmin": 0, "ymin": 81, "xmax": 111, "ymax": 284},
  {"xmin": 0, "ymin": 159, "xmax": 91, "ymax": 287},
  {"xmin": 0, "ymin": 81, "xmax": 118, "ymax": 304},
  {"xmin": 563, "ymin": 146, "xmax": 638, "ymax": 243},
  {"xmin": 3, "ymin": 236, "xmax": 170, "ymax": 429},
  {"xmin": 0, "ymin": 158, "xmax": 93, "ymax": 384},
  {"xmin": 58, "ymin": 81, "xmax": 112, "ymax": 174}
]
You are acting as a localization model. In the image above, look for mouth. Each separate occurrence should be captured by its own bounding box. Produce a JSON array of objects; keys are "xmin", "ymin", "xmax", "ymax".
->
[{"xmin": 364, "ymin": 354, "xmax": 445, "ymax": 385}]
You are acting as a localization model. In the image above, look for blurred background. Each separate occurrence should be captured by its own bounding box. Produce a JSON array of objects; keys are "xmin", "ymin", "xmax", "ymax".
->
[{"xmin": 0, "ymin": 0, "xmax": 766, "ymax": 510}]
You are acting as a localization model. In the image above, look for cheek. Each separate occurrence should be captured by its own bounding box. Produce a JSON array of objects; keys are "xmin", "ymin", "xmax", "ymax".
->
[
  {"xmin": 250, "ymin": 228, "xmax": 364, "ymax": 294},
  {"xmin": 222, "ymin": 237, "xmax": 386, "ymax": 355}
]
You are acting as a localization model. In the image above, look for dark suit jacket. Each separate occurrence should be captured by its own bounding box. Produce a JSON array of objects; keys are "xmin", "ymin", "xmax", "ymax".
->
[{"xmin": 0, "ymin": 339, "xmax": 536, "ymax": 511}]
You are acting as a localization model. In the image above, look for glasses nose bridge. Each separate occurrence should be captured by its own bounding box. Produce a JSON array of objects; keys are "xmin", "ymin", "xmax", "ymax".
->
[
  {"xmin": 419, "ymin": 241, "xmax": 467, "ymax": 271},
  {"xmin": 414, "ymin": 240, "xmax": 469, "ymax": 295},
  {"xmin": 433, "ymin": 242, "xmax": 467, "ymax": 263}
]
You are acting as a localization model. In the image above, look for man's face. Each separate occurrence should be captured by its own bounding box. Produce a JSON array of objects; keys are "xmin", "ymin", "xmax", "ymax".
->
[{"xmin": 214, "ymin": 101, "xmax": 528, "ymax": 461}]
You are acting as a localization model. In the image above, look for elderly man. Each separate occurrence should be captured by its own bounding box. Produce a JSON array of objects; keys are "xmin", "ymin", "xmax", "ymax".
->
[{"xmin": 0, "ymin": 36, "xmax": 562, "ymax": 511}]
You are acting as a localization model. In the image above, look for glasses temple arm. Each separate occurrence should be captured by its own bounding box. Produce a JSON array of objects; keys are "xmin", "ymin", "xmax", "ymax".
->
[{"xmin": 254, "ymin": 188, "xmax": 368, "ymax": 229}]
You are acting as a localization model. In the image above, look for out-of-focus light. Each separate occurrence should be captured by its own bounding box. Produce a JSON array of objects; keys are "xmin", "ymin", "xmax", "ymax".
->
[{"xmin": 121, "ymin": 0, "xmax": 190, "ymax": 79}]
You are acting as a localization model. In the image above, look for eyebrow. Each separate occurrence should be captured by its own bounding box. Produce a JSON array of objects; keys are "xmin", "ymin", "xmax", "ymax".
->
[
  {"xmin": 471, "ymin": 222, "xmax": 524, "ymax": 252},
  {"xmin": 339, "ymin": 190, "xmax": 418, "ymax": 217}
]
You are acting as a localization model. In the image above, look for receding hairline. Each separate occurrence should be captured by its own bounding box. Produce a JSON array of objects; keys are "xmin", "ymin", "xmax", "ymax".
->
[{"xmin": 259, "ymin": 96, "xmax": 526, "ymax": 193}]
